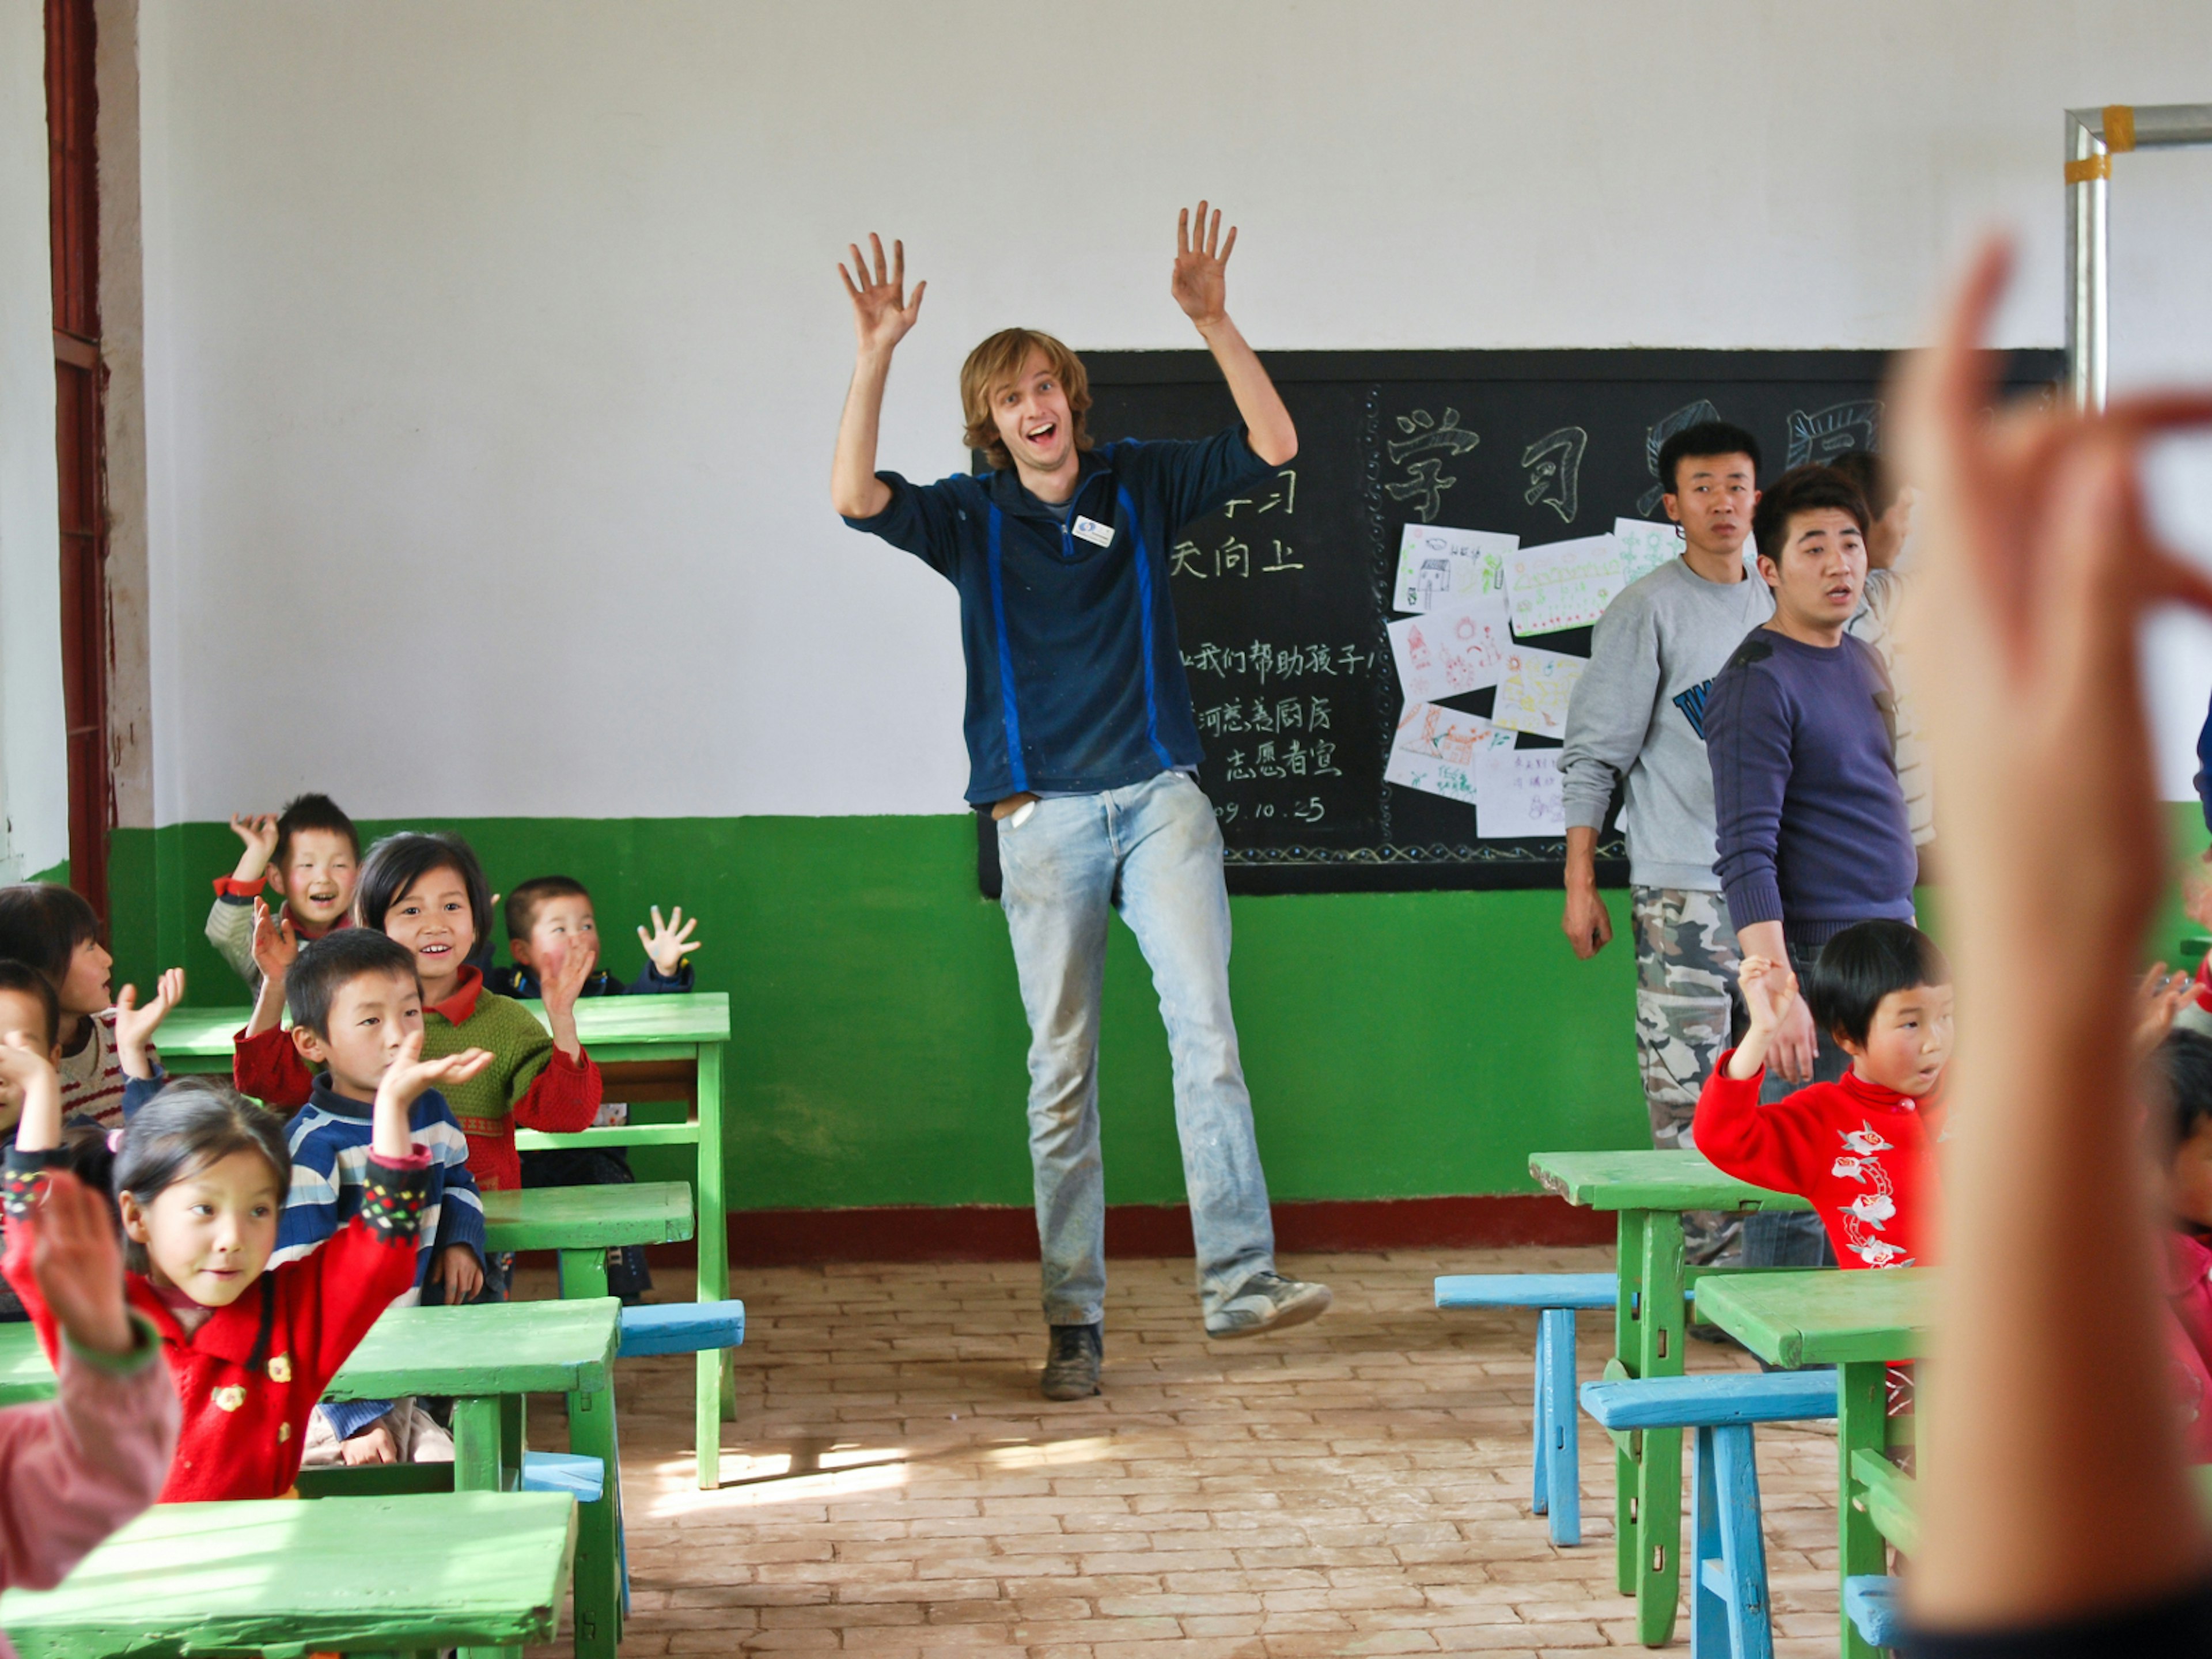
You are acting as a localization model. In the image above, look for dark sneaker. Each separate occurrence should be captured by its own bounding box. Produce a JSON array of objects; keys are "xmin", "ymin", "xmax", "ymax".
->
[
  {"xmin": 1040, "ymin": 1322, "xmax": 1103, "ymax": 1400},
  {"xmin": 1204, "ymin": 1272, "xmax": 1332, "ymax": 1339}
]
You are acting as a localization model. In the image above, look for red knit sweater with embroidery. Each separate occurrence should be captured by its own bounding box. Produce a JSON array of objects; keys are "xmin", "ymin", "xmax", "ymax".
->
[
  {"xmin": 1694, "ymin": 1053, "xmax": 1940, "ymax": 1270},
  {"xmin": 2, "ymin": 1150, "xmax": 426, "ymax": 1502}
]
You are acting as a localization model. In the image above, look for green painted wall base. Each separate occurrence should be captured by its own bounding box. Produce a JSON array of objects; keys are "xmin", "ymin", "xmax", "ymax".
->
[{"xmin": 100, "ymin": 806, "xmax": 2212, "ymax": 1217}]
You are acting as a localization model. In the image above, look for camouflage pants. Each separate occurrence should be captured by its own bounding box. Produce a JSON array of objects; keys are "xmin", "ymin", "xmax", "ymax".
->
[{"xmin": 1631, "ymin": 886, "xmax": 1743, "ymax": 1150}]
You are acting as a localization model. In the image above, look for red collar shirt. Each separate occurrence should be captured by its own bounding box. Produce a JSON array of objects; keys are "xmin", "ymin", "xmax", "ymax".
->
[
  {"xmin": 2, "ymin": 1148, "xmax": 429, "ymax": 1502},
  {"xmin": 1694, "ymin": 1054, "xmax": 1940, "ymax": 1269}
]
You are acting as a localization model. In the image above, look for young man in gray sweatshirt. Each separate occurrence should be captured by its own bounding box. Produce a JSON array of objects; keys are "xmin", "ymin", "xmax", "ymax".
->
[{"xmin": 1558, "ymin": 421, "xmax": 1771, "ymax": 1166}]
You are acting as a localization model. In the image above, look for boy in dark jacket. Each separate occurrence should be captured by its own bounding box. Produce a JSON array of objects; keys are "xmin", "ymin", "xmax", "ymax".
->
[{"xmin": 488, "ymin": 877, "xmax": 702, "ymax": 1301}]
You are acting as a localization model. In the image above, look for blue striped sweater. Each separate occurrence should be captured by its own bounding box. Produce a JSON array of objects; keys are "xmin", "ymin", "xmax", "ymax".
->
[{"xmin": 274, "ymin": 1074, "xmax": 486, "ymax": 1441}]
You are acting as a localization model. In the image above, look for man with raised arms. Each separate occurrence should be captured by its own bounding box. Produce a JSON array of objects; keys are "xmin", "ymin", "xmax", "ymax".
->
[{"xmin": 831, "ymin": 206, "xmax": 1330, "ymax": 1402}]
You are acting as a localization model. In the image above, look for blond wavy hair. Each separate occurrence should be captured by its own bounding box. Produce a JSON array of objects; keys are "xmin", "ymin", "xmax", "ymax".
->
[{"xmin": 959, "ymin": 328, "xmax": 1093, "ymax": 472}]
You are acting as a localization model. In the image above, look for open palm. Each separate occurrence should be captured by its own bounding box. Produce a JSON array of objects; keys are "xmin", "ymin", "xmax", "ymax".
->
[
  {"xmin": 838, "ymin": 233, "xmax": 925, "ymax": 355},
  {"xmin": 1171, "ymin": 200, "xmax": 1236, "ymax": 326}
]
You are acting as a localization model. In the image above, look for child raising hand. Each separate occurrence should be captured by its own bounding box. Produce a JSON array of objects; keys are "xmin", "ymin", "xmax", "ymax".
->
[
  {"xmin": 3, "ymin": 1022, "xmax": 485, "ymax": 1502},
  {"xmin": 0, "ymin": 1059, "xmax": 176, "ymax": 1600}
]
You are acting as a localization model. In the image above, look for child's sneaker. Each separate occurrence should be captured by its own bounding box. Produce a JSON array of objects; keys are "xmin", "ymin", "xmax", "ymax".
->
[
  {"xmin": 1040, "ymin": 1322, "xmax": 1103, "ymax": 1400},
  {"xmin": 1204, "ymin": 1272, "xmax": 1332, "ymax": 1338}
]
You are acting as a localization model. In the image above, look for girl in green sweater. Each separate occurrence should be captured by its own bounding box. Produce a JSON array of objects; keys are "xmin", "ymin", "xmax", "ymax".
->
[{"xmin": 236, "ymin": 832, "xmax": 601, "ymax": 1197}]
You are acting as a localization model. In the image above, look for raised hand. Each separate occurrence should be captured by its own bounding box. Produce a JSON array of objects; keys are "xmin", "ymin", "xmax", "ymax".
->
[
  {"xmin": 112, "ymin": 968, "xmax": 184, "ymax": 1081},
  {"xmin": 1739, "ymin": 955, "xmax": 1801, "ymax": 1034},
  {"xmin": 373, "ymin": 1029, "xmax": 494, "ymax": 1150},
  {"xmin": 838, "ymin": 233, "xmax": 925, "ymax": 358},
  {"xmin": 31, "ymin": 1169, "xmax": 133, "ymax": 1358},
  {"xmin": 1172, "ymin": 200, "xmax": 1237, "ymax": 328},
  {"xmin": 1896, "ymin": 240, "xmax": 2212, "ymax": 950},
  {"xmin": 229, "ymin": 813, "xmax": 279, "ymax": 880},
  {"xmin": 2132, "ymin": 962, "xmax": 2192, "ymax": 1059},
  {"xmin": 638, "ymin": 906, "xmax": 701, "ymax": 978},
  {"xmin": 249, "ymin": 899, "xmax": 299, "ymax": 985},
  {"xmin": 0, "ymin": 1033, "xmax": 63, "ymax": 1152}
]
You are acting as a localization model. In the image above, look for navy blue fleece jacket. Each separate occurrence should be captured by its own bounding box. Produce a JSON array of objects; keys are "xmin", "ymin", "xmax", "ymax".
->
[
  {"xmin": 1706, "ymin": 626, "xmax": 1916, "ymax": 945},
  {"xmin": 841, "ymin": 427, "xmax": 1277, "ymax": 803}
]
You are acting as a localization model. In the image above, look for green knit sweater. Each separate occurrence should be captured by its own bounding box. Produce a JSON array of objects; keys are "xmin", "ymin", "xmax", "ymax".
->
[{"xmin": 421, "ymin": 988, "xmax": 554, "ymax": 1132}]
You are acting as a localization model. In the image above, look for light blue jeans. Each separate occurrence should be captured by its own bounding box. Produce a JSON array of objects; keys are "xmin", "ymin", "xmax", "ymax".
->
[{"xmin": 995, "ymin": 771, "xmax": 1279, "ymax": 1327}]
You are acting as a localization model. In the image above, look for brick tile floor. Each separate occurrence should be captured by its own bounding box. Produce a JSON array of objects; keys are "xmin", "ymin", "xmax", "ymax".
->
[{"xmin": 541, "ymin": 1248, "xmax": 1849, "ymax": 1656}]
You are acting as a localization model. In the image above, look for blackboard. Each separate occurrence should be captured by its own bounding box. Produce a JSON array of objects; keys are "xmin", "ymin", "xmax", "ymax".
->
[{"xmin": 979, "ymin": 349, "xmax": 2062, "ymax": 898}]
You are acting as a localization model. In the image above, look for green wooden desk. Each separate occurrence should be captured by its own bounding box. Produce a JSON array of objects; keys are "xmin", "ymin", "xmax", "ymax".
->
[
  {"xmin": 1692, "ymin": 1267, "xmax": 1931, "ymax": 1659},
  {"xmin": 481, "ymin": 1180, "xmax": 694, "ymax": 1299},
  {"xmin": 156, "ymin": 992, "xmax": 737, "ymax": 1489},
  {"xmin": 1528, "ymin": 1149, "xmax": 1813, "ymax": 1647},
  {"xmin": 0, "ymin": 1300, "xmax": 625, "ymax": 1659},
  {"xmin": 0, "ymin": 1490, "xmax": 575, "ymax": 1658}
]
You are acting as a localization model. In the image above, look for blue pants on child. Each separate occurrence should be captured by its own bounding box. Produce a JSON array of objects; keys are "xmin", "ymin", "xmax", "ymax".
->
[{"xmin": 995, "ymin": 771, "xmax": 1279, "ymax": 1329}]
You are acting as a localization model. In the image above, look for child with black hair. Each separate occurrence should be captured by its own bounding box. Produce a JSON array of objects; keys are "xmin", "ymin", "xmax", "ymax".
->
[
  {"xmin": 236, "ymin": 831, "xmax": 601, "ymax": 1199},
  {"xmin": 206, "ymin": 796, "xmax": 361, "ymax": 993},
  {"xmin": 0, "ymin": 1032, "xmax": 475, "ymax": 1501},
  {"xmin": 486, "ymin": 878, "xmax": 702, "ymax": 1300},
  {"xmin": 267, "ymin": 929, "xmax": 487, "ymax": 1465},
  {"xmin": 1695, "ymin": 918, "xmax": 1953, "ymax": 1269},
  {"xmin": 0, "ymin": 887, "xmax": 187, "ymax": 1128}
]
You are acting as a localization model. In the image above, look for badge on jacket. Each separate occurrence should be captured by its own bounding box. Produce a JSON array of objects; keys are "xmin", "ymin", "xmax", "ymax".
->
[{"xmin": 1072, "ymin": 515, "xmax": 1115, "ymax": 547}]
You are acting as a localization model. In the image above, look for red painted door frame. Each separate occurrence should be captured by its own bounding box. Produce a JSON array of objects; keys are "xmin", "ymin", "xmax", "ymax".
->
[{"xmin": 46, "ymin": 0, "xmax": 109, "ymax": 919}]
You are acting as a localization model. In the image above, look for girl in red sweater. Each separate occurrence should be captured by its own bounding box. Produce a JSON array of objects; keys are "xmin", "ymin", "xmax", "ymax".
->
[
  {"xmin": 1, "ymin": 1028, "xmax": 488, "ymax": 1502},
  {"xmin": 1695, "ymin": 919, "xmax": 1952, "ymax": 1270}
]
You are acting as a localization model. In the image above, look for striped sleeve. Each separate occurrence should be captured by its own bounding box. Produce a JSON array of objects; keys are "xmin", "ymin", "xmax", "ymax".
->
[{"xmin": 271, "ymin": 1112, "xmax": 344, "ymax": 1268}]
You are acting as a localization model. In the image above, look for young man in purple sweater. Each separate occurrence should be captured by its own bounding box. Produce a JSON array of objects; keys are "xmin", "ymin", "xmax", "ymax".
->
[{"xmin": 1706, "ymin": 463, "xmax": 1916, "ymax": 1267}]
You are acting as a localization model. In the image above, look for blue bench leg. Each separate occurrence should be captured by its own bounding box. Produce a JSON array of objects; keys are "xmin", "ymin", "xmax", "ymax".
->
[
  {"xmin": 1691, "ymin": 1425, "xmax": 1728, "ymax": 1658},
  {"xmin": 1714, "ymin": 1425, "xmax": 1772, "ymax": 1659},
  {"xmin": 1691, "ymin": 1423, "xmax": 1774, "ymax": 1659},
  {"xmin": 1532, "ymin": 1312, "xmax": 1550, "ymax": 1516},
  {"xmin": 1539, "ymin": 1308, "xmax": 1580, "ymax": 1546}
]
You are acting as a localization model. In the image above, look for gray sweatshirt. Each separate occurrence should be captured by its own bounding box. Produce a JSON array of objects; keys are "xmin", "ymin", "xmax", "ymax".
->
[{"xmin": 1557, "ymin": 557, "xmax": 1774, "ymax": 890}]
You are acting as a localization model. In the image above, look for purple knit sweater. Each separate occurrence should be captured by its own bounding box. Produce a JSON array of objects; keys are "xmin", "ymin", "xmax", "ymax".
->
[{"xmin": 1706, "ymin": 626, "xmax": 1916, "ymax": 945}]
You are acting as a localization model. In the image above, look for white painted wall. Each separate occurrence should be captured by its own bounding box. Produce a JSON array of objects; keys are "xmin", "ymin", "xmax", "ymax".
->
[
  {"xmin": 0, "ymin": 0, "xmax": 70, "ymax": 879},
  {"xmin": 132, "ymin": 0, "xmax": 2212, "ymax": 822}
]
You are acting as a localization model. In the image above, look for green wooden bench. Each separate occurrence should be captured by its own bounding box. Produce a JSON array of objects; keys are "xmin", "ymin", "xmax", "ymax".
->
[
  {"xmin": 1692, "ymin": 1267, "xmax": 1930, "ymax": 1659},
  {"xmin": 1527, "ymin": 1149, "xmax": 1812, "ymax": 1649},
  {"xmin": 0, "ymin": 1299, "xmax": 626, "ymax": 1659},
  {"xmin": 153, "ymin": 991, "xmax": 737, "ymax": 1490},
  {"xmin": 0, "ymin": 1489, "xmax": 575, "ymax": 1658}
]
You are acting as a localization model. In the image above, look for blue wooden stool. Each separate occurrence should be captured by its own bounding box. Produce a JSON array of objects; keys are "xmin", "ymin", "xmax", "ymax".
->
[
  {"xmin": 1581, "ymin": 1370, "xmax": 1839, "ymax": 1657},
  {"xmin": 617, "ymin": 1299, "xmax": 746, "ymax": 1358},
  {"xmin": 1845, "ymin": 1575, "xmax": 1903, "ymax": 1651},
  {"xmin": 1435, "ymin": 1273, "xmax": 1618, "ymax": 1544}
]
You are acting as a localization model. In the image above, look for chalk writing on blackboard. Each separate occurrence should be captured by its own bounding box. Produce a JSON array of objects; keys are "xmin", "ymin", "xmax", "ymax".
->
[
  {"xmin": 1195, "ymin": 695, "xmax": 1335, "ymax": 738},
  {"xmin": 1638, "ymin": 399, "xmax": 1724, "ymax": 515},
  {"xmin": 1221, "ymin": 739, "xmax": 1343, "ymax": 782},
  {"xmin": 1183, "ymin": 641, "xmax": 1377, "ymax": 682},
  {"xmin": 1383, "ymin": 408, "xmax": 1480, "ymax": 522},
  {"xmin": 1785, "ymin": 400, "xmax": 1882, "ymax": 468},
  {"xmin": 1520, "ymin": 426, "xmax": 1588, "ymax": 524},
  {"xmin": 1171, "ymin": 533, "xmax": 1304, "ymax": 578},
  {"xmin": 1220, "ymin": 469, "xmax": 1298, "ymax": 517}
]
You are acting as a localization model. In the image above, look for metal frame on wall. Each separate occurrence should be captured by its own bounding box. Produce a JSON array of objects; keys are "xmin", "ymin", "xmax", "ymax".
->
[{"xmin": 2066, "ymin": 101, "xmax": 2212, "ymax": 411}]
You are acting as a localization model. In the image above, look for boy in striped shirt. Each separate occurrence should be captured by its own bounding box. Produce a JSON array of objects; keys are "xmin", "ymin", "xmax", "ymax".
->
[{"xmin": 268, "ymin": 929, "xmax": 488, "ymax": 1466}]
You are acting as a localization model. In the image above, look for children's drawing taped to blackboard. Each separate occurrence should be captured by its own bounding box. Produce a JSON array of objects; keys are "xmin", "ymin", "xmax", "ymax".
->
[
  {"xmin": 1505, "ymin": 533, "xmax": 1627, "ymax": 636},
  {"xmin": 1613, "ymin": 516, "xmax": 1688, "ymax": 587},
  {"xmin": 1391, "ymin": 524, "xmax": 1516, "ymax": 614},
  {"xmin": 1474, "ymin": 749, "xmax": 1569, "ymax": 840},
  {"xmin": 1384, "ymin": 700, "xmax": 1516, "ymax": 805},
  {"xmin": 1386, "ymin": 597, "xmax": 1513, "ymax": 704},
  {"xmin": 1490, "ymin": 645, "xmax": 1587, "ymax": 738}
]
